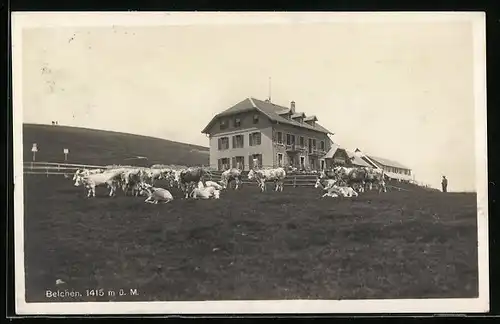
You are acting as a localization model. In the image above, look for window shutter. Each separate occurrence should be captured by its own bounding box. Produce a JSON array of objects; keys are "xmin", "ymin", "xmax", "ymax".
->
[
  {"xmin": 232, "ymin": 157, "xmax": 236, "ymax": 168},
  {"xmin": 218, "ymin": 138, "xmax": 221, "ymax": 150},
  {"xmin": 249, "ymin": 133, "xmax": 253, "ymax": 146},
  {"xmin": 232, "ymin": 136, "xmax": 236, "ymax": 148},
  {"xmin": 258, "ymin": 155, "xmax": 263, "ymax": 167},
  {"xmin": 257, "ymin": 133, "xmax": 261, "ymax": 145}
]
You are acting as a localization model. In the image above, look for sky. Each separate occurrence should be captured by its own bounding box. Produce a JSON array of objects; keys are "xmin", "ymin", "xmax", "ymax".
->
[{"xmin": 20, "ymin": 16, "xmax": 481, "ymax": 192}]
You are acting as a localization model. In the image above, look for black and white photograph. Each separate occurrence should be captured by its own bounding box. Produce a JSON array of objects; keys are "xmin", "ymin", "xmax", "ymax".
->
[{"xmin": 12, "ymin": 12, "xmax": 488, "ymax": 314}]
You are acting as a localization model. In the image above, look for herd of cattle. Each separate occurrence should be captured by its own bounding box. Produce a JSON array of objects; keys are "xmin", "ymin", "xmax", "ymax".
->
[{"xmin": 69, "ymin": 164, "xmax": 387, "ymax": 203}]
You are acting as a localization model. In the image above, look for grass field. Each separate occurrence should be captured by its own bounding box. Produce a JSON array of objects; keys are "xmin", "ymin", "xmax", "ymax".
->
[{"xmin": 24, "ymin": 174, "xmax": 479, "ymax": 302}]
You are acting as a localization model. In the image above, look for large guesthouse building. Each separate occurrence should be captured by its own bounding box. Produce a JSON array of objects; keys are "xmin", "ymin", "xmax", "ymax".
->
[{"xmin": 201, "ymin": 97, "xmax": 336, "ymax": 171}]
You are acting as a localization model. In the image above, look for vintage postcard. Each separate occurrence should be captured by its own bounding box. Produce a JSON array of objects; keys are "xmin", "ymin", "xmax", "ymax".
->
[{"xmin": 12, "ymin": 11, "xmax": 488, "ymax": 315}]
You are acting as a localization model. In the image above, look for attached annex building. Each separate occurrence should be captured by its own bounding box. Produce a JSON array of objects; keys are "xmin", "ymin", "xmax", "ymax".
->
[
  {"xmin": 201, "ymin": 97, "xmax": 339, "ymax": 171},
  {"xmin": 354, "ymin": 148, "xmax": 413, "ymax": 182}
]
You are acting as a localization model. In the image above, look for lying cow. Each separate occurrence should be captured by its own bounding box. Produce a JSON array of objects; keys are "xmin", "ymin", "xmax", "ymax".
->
[
  {"xmin": 321, "ymin": 185, "xmax": 358, "ymax": 198},
  {"xmin": 205, "ymin": 180, "xmax": 223, "ymax": 190},
  {"xmin": 190, "ymin": 186, "xmax": 220, "ymax": 199},
  {"xmin": 315, "ymin": 178, "xmax": 337, "ymax": 191},
  {"xmin": 139, "ymin": 183, "xmax": 174, "ymax": 204}
]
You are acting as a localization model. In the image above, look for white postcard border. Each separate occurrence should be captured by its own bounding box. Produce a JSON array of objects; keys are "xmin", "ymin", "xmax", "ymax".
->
[{"xmin": 12, "ymin": 11, "xmax": 489, "ymax": 315}]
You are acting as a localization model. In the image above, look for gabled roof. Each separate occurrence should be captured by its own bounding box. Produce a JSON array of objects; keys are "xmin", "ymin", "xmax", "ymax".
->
[
  {"xmin": 322, "ymin": 143, "xmax": 341, "ymax": 159},
  {"xmin": 201, "ymin": 97, "xmax": 334, "ymax": 135},
  {"xmin": 346, "ymin": 150, "xmax": 371, "ymax": 167},
  {"xmin": 367, "ymin": 155, "xmax": 410, "ymax": 170}
]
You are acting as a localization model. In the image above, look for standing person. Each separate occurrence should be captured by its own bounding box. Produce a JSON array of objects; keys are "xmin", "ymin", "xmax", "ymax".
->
[{"xmin": 441, "ymin": 176, "xmax": 448, "ymax": 193}]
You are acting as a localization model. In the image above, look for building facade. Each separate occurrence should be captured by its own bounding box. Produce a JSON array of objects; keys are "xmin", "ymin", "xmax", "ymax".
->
[
  {"xmin": 354, "ymin": 148, "xmax": 413, "ymax": 181},
  {"xmin": 201, "ymin": 97, "xmax": 334, "ymax": 171}
]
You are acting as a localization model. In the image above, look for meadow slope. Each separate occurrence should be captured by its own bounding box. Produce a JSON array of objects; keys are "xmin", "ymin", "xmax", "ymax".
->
[
  {"xmin": 24, "ymin": 175, "xmax": 478, "ymax": 302},
  {"xmin": 22, "ymin": 123, "xmax": 209, "ymax": 167}
]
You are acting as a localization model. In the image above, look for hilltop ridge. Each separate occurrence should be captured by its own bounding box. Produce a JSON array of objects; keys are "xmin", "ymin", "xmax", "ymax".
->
[{"xmin": 22, "ymin": 123, "xmax": 209, "ymax": 167}]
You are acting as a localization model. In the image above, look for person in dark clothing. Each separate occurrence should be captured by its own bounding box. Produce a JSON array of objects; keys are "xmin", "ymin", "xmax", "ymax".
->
[{"xmin": 441, "ymin": 176, "xmax": 448, "ymax": 192}]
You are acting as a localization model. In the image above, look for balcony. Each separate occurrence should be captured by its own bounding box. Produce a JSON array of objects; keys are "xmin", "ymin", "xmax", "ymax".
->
[{"xmin": 308, "ymin": 149, "xmax": 326, "ymax": 156}]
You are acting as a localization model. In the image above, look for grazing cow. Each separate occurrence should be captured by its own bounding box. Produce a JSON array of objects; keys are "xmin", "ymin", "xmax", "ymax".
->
[
  {"xmin": 120, "ymin": 168, "xmax": 148, "ymax": 196},
  {"xmin": 179, "ymin": 167, "xmax": 213, "ymax": 198},
  {"xmin": 139, "ymin": 183, "xmax": 174, "ymax": 204},
  {"xmin": 247, "ymin": 167, "xmax": 286, "ymax": 192},
  {"xmin": 74, "ymin": 170, "xmax": 123, "ymax": 197},
  {"xmin": 190, "ymin": 186, "xmax": 220, "ymax": 199},
  {"xmin": 145, "ymin": 169, "xmax": 164, "ymax": 185},
  {"xmin": 205, "ymin": 180, "xmax": 223, "ymax": 190},
  {"xmin": 72, "ymin": 168, "xmax": 103, "ymax": 181},
  {"xmin": 363, "ymin": 167, "xmax": 387, "ymax": 193},
  {"xmin": 332, "ymin": 166, "xmax": 366, "ymax": 193},
  {"xmin": 220, "ymin": 168, "xmax": 243, "ymax": 190}
]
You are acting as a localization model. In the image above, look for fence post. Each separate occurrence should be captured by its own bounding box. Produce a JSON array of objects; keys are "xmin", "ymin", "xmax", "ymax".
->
[
  {"xmin": 46, "ymin": 167, "xmax": 49, "ymax": 177},
  {"xmin": 293, "ymin": 176, "xmax": 297, "ymax": 188}
]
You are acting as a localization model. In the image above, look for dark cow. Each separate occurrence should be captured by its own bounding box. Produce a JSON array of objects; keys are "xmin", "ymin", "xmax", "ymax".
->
[{"xmin": 179, "ymin": 167, "xmax": 213, "ymax": 198}]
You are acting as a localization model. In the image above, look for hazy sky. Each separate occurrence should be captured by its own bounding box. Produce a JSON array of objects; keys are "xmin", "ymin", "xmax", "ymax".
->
[{"xmin": 21, "ymin": 17, "xmax": 480, "ymax": 191}]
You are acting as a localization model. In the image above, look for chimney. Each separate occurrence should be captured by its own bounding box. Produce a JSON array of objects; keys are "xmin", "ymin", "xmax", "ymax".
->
[{"xmin": 290, "ymin": 101, "xmax": 296, "ymax": 113}]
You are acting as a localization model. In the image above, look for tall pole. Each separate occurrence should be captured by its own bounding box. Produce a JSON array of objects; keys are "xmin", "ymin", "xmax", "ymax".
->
[
  {"xmin": 32, "ymin": 151, "xmax": 36, "ymax": 162},
  {"xmin": 268, "ymin": 77, "xmax": 272, "ymax": 101}
]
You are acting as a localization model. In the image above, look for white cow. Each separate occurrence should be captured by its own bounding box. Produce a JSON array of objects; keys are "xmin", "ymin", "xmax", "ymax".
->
[
  {"xmin": 247, "ymin": 167, "xmax": 286, "ymax": 192},
  {"xmin": 321, "ymin": 184, "xmax": 358, "ymax": 198},
  {"xmin": 314, "ymin": 178, "xmax": 337, "ymax": 190},
  {"xmin": 139, "ymin": 183, "xmax": 174, "ymax": 204},
  {"xmin": 74, "ymin": 170, "xmax": 123, "ymax": 197},
  {"xmin": 205, "ymin": 180, "xmax": 223, "ymax": 190},
  {"xmin": 190, "ymin": 186, "xmax": 220, "ymax": 199}
]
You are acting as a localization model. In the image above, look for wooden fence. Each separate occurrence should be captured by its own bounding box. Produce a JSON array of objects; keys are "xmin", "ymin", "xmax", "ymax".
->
[{"xmin": 22, "ymin": 161, "xmax": 412, "ymax": 191}]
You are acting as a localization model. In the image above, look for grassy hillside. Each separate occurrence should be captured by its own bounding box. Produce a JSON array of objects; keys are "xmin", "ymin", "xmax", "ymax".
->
[
  {"xmin": 24, "ymin": 175, "xmax": 478, "ymax": 301},
  {"xmin": 22, "ymin": 123, "xmax": 209, "ymax": 167}
]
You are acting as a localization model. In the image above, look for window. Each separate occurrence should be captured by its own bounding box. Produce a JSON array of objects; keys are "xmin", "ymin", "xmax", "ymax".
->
[
  {"xmin": 276, "ymin": 131, "xmax": 283, "ymax": 144},
  {"xmin": 253, "ymin": 114, "xmax": 259, "ymax": 124},
  {"xmin": 320, "ymin": 141, "xmax": 325, "ymax": 151},
  {"xmin": 249, "ymin": 154, "xmax": 262, "ymax": 169},
  {"xmin": 233, "ymin": 118, "xmax": 241, "ymax": 128},
  {"xmin": 299, "ymin": 136, "xmax": 304, "ymax": 147},
  {"xmin": 312, "ymin": 139, "xmax": 317, "ymax": 149},
  {"xmin": 300, "ymin": 156, "xmax": 305, "ymax": 169},
  {"xmin": 234, "ymin": 156, "xmax": 245, "ymax": 169},
  {"xmin": 320, "ymin": 160, "xmax": 325, "ymax": 170},
  {"xmin": 218, "ymin": 137, "xmax": 229, "ymax": 150},
  {"xmin": 308, "ymin": 138, "xmax": 313, "ymax": 153},
  {"xmin": 218, "ymin": 158, "xmax": 230, "ymax": 171},
  {"xmin": 220, "ymin": 120, "xmax": 228, "ymax": 130},
  {"xmin": 249, "ymin": 132, "xmax": 261, "ymax": 146},
  {"xmin": 232, "ymin": 135, "xmax": 244, "ymax": 148},
  {"xmin": 277, "ymin": 153, "xmax": 283, "ymax": 167},
  {"xmin": 286, "ymin": 134, "xmax": 295, "ymax": 145}
]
